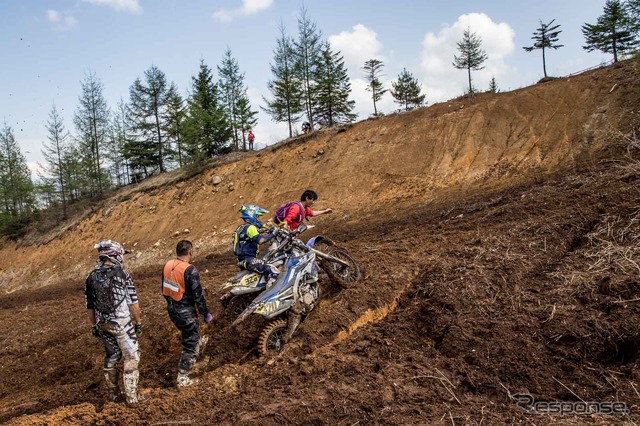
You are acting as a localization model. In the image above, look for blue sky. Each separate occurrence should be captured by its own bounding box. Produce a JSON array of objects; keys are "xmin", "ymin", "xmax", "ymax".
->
[{"xmin": 0, "ymin": 0, "xmax": 610, "ymax": 177}]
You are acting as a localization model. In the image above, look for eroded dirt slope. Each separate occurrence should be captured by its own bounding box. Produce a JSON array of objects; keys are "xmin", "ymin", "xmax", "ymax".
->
[
  {"xmin": 0, "ymin": 60, "xmax": 639, "ymax": 425},
  {"xmin": 0, "ymin": 61, "xmax": 638, "ymax": 294}
]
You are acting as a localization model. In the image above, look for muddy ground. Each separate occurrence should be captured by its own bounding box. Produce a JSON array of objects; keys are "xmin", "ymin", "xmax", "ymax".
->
[
  {"xmin": 1, "ymin": 60, "xmax": 640, "ymax": 425},
  {"xmin": 1, "ymin": 159, "xmax": 640, "ymax": 425}
]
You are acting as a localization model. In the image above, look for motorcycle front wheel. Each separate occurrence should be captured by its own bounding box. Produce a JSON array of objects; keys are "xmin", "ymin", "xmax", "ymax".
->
[
  {"xmin": 224, "ymin": 294, "xmax": 255, "ymax": 323},
  {"xmin": 258, "ymin": 318, "xmax": 288, "ymax": 356}
]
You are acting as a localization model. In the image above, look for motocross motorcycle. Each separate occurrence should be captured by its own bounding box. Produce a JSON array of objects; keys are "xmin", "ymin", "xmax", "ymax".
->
[
  {"xmin": 219, "ymin": 224, "xmax": 309, "ymax": 322},
  {"xmin": 220, "ymin": 224, "xmax": 362, "ymax": 323},
  {"xmin": 232, "ymin": 231, "xmax": 358, "ymax": 356}
]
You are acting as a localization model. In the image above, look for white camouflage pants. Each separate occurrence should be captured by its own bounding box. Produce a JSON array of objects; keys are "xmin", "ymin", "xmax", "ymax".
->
[{"xmin": 101, "ymin": 318, "xmax": 140, "ymax": 372}]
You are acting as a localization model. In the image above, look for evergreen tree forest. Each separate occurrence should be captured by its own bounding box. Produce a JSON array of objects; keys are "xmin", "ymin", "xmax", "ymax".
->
[{"xmin": 0, "ymin": 123, "xmax": 35, "ymax": 237}]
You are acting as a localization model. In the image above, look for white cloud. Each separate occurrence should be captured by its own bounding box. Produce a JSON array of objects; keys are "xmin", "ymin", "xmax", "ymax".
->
[
  {"xmin": 47, "ymin": 9, "xmax": 60, "ymax": 22},
  {"xmin": 213, "ymin": 0, "xmax": 273, "ymax": 22},
  {"xmin": 242, "ymin": 0, "xmax": 272, "ymax": 14},
  {"xmin": 328, "ymin": 24, "xmax": 384, "ymax": 78},
  {"xmin": 213, "ymin": 9, "xmax": 233, "ymax": 23},
  {"xmin": 350, "ymin": 78, "xmax": 397, "ymax": 119},
  {"xmin": 64, "ymin": 16, "xmax": 78, "ymax": 28},
  {"xmin": 47, "ymin": 9, "xmax": 77, "ymax": 31},
  {"xmin": 327, "ymin": 24, "xmax": 399, "ymax": 118},
  {"xmin": 420, "ymin": 13, "xmax": 516, "ymax": 102},
  {"xmin": 81, "ymin": 0, "xmax": 142, "ymax": 14},
  {"xmin": 27, "ymin": 162, "xmax": 45, "ymax": 181}
]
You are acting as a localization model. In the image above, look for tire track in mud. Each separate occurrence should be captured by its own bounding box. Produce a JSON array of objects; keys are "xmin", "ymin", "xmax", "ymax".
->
[{"xmin": 332, "ymin": 273, "xmax": 416, "ymax": 345}]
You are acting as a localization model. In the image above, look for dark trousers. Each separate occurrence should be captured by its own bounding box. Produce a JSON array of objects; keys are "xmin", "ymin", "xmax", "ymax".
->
[
  {"xmin": 239, "ymin": 257, "xmax": 278, "ymax": 278},
  {"xmin": 167, "ymin": 302, "xmax": 200, "ymax": 373}
]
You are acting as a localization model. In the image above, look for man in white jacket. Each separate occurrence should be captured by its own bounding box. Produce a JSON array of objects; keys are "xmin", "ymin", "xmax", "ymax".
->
[{"xmin": 85, "ymin": 239, "xmax": 142, "ymax": 406}]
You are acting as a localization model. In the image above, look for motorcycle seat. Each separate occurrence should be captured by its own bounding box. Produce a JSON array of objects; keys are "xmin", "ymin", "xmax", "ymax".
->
[{"xmin": 229, "ymin": 270, "xmax": 252, "ymax": 283}]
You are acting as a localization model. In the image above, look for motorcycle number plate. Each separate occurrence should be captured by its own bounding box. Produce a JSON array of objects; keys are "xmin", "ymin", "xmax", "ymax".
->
[{"xmin": 242, "ymin": 273, "xmax": 260, "ymax": 286}]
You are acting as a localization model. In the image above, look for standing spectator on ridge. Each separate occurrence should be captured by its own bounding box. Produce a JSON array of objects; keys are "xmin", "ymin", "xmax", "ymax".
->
[
  {"xmin": 162, "ymin": 240, "xmax": 213, "ymax": 388},
  {"xmin": 247, "ymin": 129, "xmax": 255, "ymax": 151},
  {"xmin": 85, "ymin": 239, "xmax": 142, "ymax": 406},
  {"xmin": 275, "ymin": 189, "xmax": 333, "ymax": 231}
]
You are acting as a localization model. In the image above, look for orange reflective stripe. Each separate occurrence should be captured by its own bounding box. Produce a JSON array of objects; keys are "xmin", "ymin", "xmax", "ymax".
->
[{"xmin": 162, "ymin": 259, "xmax": 190, "ymax": 301}]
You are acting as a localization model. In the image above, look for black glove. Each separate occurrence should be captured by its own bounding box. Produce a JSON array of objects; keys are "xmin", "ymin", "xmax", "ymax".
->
[
  {"xmin": 134, "ymin": 323, "xmax": 143, "ymax": 335},
  {"xmin": 91, "ymin": 324, "xmax": 101, "ymax": 338}
]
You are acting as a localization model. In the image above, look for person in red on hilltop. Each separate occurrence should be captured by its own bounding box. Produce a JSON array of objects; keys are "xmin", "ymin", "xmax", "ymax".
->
[
  {"xmin": 247, "ymin": 129, "xmax": 255, "ymax": 150},
  {"xmin": 277, "ymin": 189, "xmax": 333, "ymax": 231}
]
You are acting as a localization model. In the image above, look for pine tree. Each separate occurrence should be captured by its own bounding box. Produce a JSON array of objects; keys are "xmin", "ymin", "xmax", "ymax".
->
[
  {"xmin": 218, "ymin": 48, "xmax": 257, "ymax": 151},
  {"xmin": 107, "ymin": 99, "xmax": 131, "ymax": 187},
  {"xmin": 628, "ymin": 0, "xmax": 640, "ymax": 22},
  {"xmin": 218, "ymin": 48, "xmax": 243, "ymax": 150},
  {"xmin": 236, "ymin": 94, "xmax": 258, "ymax": 151},
  {"xmin": 61, "ymin": 143, "xmax": 85, "ymax": 201},
  {"xmin": 73, "ymin": 71, "xmax": 110, "ymax": 196},
  {"xmin": 126, "ymin": 65, "xmax": 172, "ymax": 178},
  {"xmin": 488, "ymin": 77, "xmax": 499, "ymax": 93},
  {"xmin": 523, "ymin": 19, "xmax": 563, "ymax": 78},
  {"xmin": 42, "ymin": 104, "xmax": 69, "ymax": 219},
  {"xmin": 362, "ymin": 59, "xmax": 387, "ymax": 116},
  {"xmin": 263, "ymin": 23, "xmax": 304, "ymax": 138},
  {"xmin": 126, "ymin": 77, "xmax": 159, "ymax": 180},
  {"xmin": 0, "ymin": 123, "xmax": 34, "ymax": 233},
  {"xmin": 390, "ymin": 68, "xmax": 426, "ymax": 111},
  {"xmin": 453, "ymin": 28, "xmax": 488, "ymax": 94},
  {"xmin": 183, "ymin": 60, "xmax": 232, "ymax": 160},
  {"xmin": 164, "ymin": 85, "xmax": 187, "ymax": 167},
  {"xmin": 312, "ymin": 42, "xmax": 356, "ymax": 127},
  {"xmin": 33, "ymin": 178, "xmax": 58, "ymax": 209},
  {"xmin": 294, "ymin": 6, "xmax": 323, "ymax": 129},
  {"xmin": 582, "ymin": 0, "xmax": 638, "ymax": 62}
]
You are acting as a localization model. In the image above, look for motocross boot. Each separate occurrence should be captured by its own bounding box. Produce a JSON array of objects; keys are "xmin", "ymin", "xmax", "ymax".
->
[
  {"xmin": 104, "ymin": 367, "xmax": 120, "ymax": 402},
  {"xmin": 196, "ymin": 335, "xmax": 209, "ymax": 359},
  {"xmin": 284, "ymin": 312, "xmax": 302, "ymax": 343},
  {"xmin": 219, "ymin": 291, "xmax": 233, "ymax": 307},
  {"xmin": 266, "ymin": 276, "xmax": 277, "ymax": 289},
  {"xmin": 123, "ymin": 370, "xmax": 139, "ymax": 406},
  {"xmin": 176, "ymin": 371, "xmax": 198, "ymax": 388}
]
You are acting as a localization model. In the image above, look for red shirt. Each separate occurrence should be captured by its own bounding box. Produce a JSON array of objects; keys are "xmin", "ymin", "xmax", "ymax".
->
[{"xmin": 284, "ymin": 202, "xmax": 314, "ymax": 230}]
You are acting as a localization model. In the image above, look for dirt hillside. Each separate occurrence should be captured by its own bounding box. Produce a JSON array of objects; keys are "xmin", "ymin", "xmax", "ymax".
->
[
  {"xmin": 0, "ymin": 60, "xmax": 639, "ymax": 425},
  {"xmin": 0, "ymin": 60, "xmax": 636, "ymax": 293}
]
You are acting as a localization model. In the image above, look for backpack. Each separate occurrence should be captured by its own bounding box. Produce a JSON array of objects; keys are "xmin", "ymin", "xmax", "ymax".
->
[
  {"xmin": 273, "ymin": 201, "xmax": 304, "ymax": 225},
  {"xmin": 90, "ymin": 267, "xmax": 122, "ymax": 316},
  {"xmin": 232, "ymin": 224, "xmax": 249, "ymax": 256}
]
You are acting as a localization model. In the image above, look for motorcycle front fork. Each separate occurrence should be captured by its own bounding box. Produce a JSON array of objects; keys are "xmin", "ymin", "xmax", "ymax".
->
[{"xmin": 284, "ymin": 311, "xmax": 302, "ymax": 342}]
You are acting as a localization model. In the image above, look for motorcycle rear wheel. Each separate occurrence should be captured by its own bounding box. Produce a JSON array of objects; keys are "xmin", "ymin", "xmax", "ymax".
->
[
  {"xmin": 321, "ymin": 248, "xmax": 363, "ymax": 288},
  {"xmin": 258, "ymin": 318, "xmax": 288, "ymax": 356}
]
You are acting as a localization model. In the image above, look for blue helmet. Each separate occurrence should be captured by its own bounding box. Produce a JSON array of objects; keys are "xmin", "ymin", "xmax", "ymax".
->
[{"xmin": 240, "ymin": 205, "xmax": 269, "ymax": 228}]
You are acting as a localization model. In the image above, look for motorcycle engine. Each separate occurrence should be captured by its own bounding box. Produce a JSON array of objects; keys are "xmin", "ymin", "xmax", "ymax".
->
[{"xmin": 293, "ymin": 274, "xmax": 320, "ymax": 315}]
